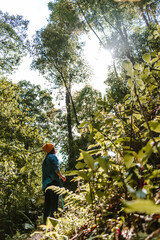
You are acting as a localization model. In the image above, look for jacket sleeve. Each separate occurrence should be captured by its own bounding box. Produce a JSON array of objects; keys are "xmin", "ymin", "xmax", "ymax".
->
[{"xmin": 49, "ymin": 154, "xmax": 60, "ymax": 173}]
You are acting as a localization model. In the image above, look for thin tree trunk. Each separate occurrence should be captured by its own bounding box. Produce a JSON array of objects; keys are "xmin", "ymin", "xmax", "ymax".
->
[
  {"xmin": 151, "ymin": 9, "xmax": 158, "ymax": 24},
  {"xmin": 75, "ymin": 0, "xmax": 106, "ymax": 49},
  {"xmin": 65, "ymin": 85, "xmax": 75, "ymax": 169},
  {"xmin": 139, "ymin": 6, "xmax": 150, "ymax": 27},
  {"xmin": 66, "ymin": 85, "xmax": 73, "ymax": 143}
]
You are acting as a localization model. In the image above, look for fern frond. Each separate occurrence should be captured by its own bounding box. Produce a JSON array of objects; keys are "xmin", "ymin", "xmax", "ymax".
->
[{"xmin": 46, "ymin": 186, "xmax": 73, "ymax": 196}]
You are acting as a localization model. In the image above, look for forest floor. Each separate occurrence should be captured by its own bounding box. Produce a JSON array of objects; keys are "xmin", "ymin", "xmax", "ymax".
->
[{"xmin": 26, "ymin": 232, "xmax": 44, "ymax": 240}]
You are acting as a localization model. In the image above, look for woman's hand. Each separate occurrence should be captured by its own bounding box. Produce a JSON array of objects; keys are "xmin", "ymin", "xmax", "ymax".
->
[
  {"xmin": 61, "ymin": 175, "xmax": 66, "ymax": 182},
  {"xmin": 57, "ymin": 171, "xmax": 66, "ymax": 182}
]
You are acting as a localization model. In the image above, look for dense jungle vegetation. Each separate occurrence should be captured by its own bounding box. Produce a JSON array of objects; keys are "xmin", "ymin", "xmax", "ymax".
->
[{"xmin": 0, "ymin": 0, "xmax": 160, "ymax": 239}]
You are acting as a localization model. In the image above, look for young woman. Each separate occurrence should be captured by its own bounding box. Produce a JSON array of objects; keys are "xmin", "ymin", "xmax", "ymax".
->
[{"xmin": 42, "ymin": 143, "xmax": 66, "ymax": 224}]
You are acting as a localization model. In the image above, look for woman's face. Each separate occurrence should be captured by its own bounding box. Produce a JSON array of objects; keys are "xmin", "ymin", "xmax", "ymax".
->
[
  {"xmin": 51, "ymin": 146, "xmax": 56, "ymax": 154},
  {"xmin": 54, "ymin": 147, "xmax": 57, "ymax": 154}
]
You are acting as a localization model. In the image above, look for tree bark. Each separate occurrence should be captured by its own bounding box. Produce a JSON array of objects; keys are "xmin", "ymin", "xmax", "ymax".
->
[
  {"xmin": 151, "ymin": 9, "xmax": 158, "ymax": 25},
  {"xmin": 139, "ymin": 6, "xmax": 150, "ymax": 27},
  {"xmin": 66, "ymin": 85, "xmax": 73, "ymax": 144},
  {"xmin": 65, "ymin": 85, "xmax": 75, "ymax": 169}
]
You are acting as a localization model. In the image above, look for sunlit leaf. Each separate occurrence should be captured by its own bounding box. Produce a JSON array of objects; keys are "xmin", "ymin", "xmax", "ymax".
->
[
  {"xmin": 136, "ymin": 79, "xmax": 145, "ymax": 88},
  {"xmin": 134, "ymin": 63, "xmax": 141, "ymax": 71},
  {"xmin": 85, "ymin": 193, "xmax": 92, "ymax": 204},
  {"xmin": 98, "ymin": 156, "xmax": 109, "ymax": 173},
  {"xmin": 65, "ymin": 170, "xmax": 79, "ymax": 176},
  {"xmin": 78, "ymin": 171, "xmax": 90, "ymax": 181},
  {"xmin": 149, "ymin": 120, "xmax": 160, "ymax": 133},
  {"xmin": 152, "ymin": 57, "xmax": 158, "ymax": 63},
  {"xmin": 124, "ymin": 199, "xmax": 160, "ymax": 214},
  {"xmin": 138, "ymin": 141, "xmax": 153, "ymax": 165},
  {"xmin": 133, "ymin": 114, "xmax": 141, "ymax": 120},
  {"xmin": 128, "ymin": 78, "xmax": 134, "ymax": 88},
  {"xmin": 125, "ymin": 99, "xmax": 131, "ymax": 105},
  {"xmin": 142, "ymin": 53, "xmax": 151, "ymax": 64},
  {"xmin": 75, "ymin": 162, "xmax": 86, "ymax": 169},
  {"xmin": 153, "ymin": 30, "xmax": 158, "ymax": 36},
  {"xmin": 77, "ymin": 152, "xmax": 83, "ymax": 161},
  {"xmin": 124, "ymin": 154, "xmax": 134, "ymax": 168},
  {"xmin": 79, "ymin": 121, "xmax": 90, "ymax": 128},
  {"xmin": 80, "ymin": 150, "xmax": 94, "ymax": 170},
  {"xmin": 122, "ymin": 60, "xmax": 133, "ymax": 77},
  {"xmin": 20, "ymin": 166, "xmax": 27, "ymax": 175},
  {"xmin": 46, "ymin": 217, "xmax": 59, "ymax": 231},
  {"xmin": 149, "ymin": 170, "xmax": 160, "ymax": 179}
]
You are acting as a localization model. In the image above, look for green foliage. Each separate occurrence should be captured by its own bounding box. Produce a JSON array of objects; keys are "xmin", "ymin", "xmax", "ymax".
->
[
  {"xmin": 72, "ymin": 85, "xmax": 102, "ymax": 122},
  {"xmin": 31, "ymin": 0, "xmax": 87, "ymax": 84},
  {"xmin": 105, "ymin": 70, "xmax": 129, "ymax": 108},
  {"xmin": 0, "ymin": 77, "xmax": 54, "ymax": 239},
  {"xmin": 49, "ymin": 45, "xmax": 160, "ymax": 239},
  {"xmin": 17, "ymin": 80, "xmax": 56, "ymax": 138},
  {"xmin": 0, "ymin": 11, "xmax": 29, "ymax": 74},
  {"xmin": 124, "ymin": 199, "xmax": 160, "ymax": 214},
  {"xmin": 74, "ymin": 0, "xmax": 160, "ymax": 63},
  {"xmin": 1, "ymin": 2, "xmax": 160, "ymax": 240},
  {"xmin": 31, "ymin": 0, "xmax": 90, "ymax": 170}
]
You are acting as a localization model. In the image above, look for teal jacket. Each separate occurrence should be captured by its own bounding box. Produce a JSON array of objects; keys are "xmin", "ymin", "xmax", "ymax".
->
[{"xmin": 42, "ymin": 153, "xmax": 60, "ymax": 191}]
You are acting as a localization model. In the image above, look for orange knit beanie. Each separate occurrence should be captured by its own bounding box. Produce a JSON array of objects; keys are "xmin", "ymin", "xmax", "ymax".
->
[{"xmin": 42, "ymin": 143, "xmax": 54, "ymax": 153}]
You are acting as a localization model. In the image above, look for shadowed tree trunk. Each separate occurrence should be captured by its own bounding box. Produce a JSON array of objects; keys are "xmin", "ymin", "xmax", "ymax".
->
[{"xmin": 65, "ymin": 84, "xmax": 75, "ymax": 170}]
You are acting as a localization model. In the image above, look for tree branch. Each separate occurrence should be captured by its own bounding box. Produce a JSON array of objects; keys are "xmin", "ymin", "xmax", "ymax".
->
[{"xmin": 75, "ymin": 0, "xmax": 107, "ymax": 49}]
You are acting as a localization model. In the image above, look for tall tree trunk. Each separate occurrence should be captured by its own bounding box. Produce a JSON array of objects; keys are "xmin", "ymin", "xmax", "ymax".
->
[
  {"xmin": 66, "ymin": 86, "xmax": 72, "ymax": 143},
  {"xmin": 56, "ymin": 66, "xmax": 78, "ymax": 169},
  {"xmin": 65, "ymin": 85, "xmax": 75, "ymax": 169}
]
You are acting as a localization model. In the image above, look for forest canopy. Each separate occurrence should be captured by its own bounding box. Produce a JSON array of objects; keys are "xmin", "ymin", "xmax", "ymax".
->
[{"xmin": 0, "ymin": 0, "xmax": 160, "ymax": 239}]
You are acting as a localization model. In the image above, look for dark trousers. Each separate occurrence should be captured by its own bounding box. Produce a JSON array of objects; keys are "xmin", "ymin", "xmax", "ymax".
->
[{"xmin": 44, "ymin": 180, "xmax": 60, "ymax": 224}]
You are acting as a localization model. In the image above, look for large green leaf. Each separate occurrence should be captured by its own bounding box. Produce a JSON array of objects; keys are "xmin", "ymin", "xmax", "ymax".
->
[
  {"xmin": 124, "ymin": 154, "xmax": 134, "ymax": 168},
  {"xmin": 65, "ymin": 170, "xmax": 79, "ymax": 176},
  {"xmin": 136, "ymin": 79, "xmax": 145, "ymax": 89},
  {"xmin": 128, "ymin": 78, "xmax": 134, "ymax": 89},
  {"xmin": 133, "ymin": 113, "xmax": 142, "ymax": 120},
  {"xmin": 46, "ymin": 217, "xmax": 59, "ymax": 230},
  {"xmin": 142, "ymin": 53, "xmax": 151, "ymax": 64},
  {"xmin": 78, "ymin": 171, "xmax": 90, "ymax": 181},
  {"xmin": 122, "ymin": 60, "xmax": 133, "ymax": 77},
  {"xmin": 75, "ymin": 162, "xmax": 86, "ymax": 169},
  {"xmin": 138, "ymin": 141, "xmax": 153, "ymax": 164},
  {"xmin": 78, "ymin": 121, "xmax": 90, "ymax": 128},
  {"xmin": 124, "ymin": 199, "xmax": 160, "ymax": 214},
  {"xmin": 85, "ymin": 193, "xmax": 92, "ymax": 204},
  {"xmin": 80, "ymin": 150, "xmax": 94, "ymax": 170},
  {"xmin": 134, "ymin": 63, "xmax": 141, "ymax": 71},
  {"xmin": 20, "ymin": 166, "xmax": 27, "ymax": 175},
  {"xmin": 98, "ymin": 156, "xmax": 109, "ymax": 173},
  {"xmin": 149, "ymin": 120, "xmax": 160, "ymax": 133}
]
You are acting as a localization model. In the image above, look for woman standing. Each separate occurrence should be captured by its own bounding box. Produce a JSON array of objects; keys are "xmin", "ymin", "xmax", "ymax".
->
[{"xmin": 42, "ymin": 143, "xmax": 66, "ymax": 224}]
